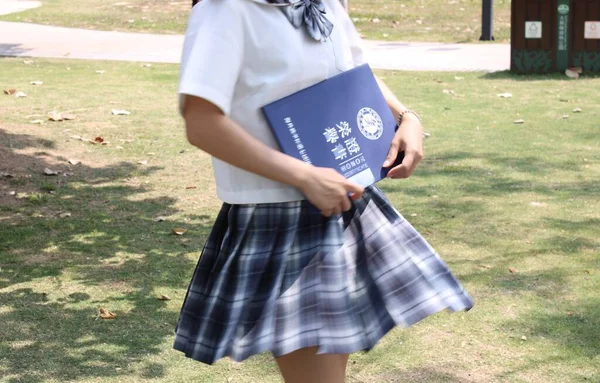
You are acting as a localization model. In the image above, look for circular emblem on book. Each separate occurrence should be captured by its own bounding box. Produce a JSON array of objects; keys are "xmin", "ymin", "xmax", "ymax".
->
[{"xmin": 357, "ymin": 107, "xmax": 383, "ymax": 140}]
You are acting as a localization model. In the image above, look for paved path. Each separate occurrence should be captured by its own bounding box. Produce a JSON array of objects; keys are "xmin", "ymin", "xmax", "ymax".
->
[
  {"xmin": 0, "ymin": 0, "xmax": 40, "ymax": 16},
  {"xmin": 0, "ymin": 21, "xmax": 510, "ymax": 72}
]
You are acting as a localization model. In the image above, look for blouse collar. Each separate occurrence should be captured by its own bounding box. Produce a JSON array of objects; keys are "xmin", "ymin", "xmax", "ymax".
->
[{"xmin": 248, "ymin": 0, "xmax": 334, "ymax": 42}]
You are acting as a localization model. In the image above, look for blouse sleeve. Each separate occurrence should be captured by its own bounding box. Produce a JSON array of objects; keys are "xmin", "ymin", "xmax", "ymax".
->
[{"xmin": 178, "ymin": 0, "xmax": 245, "ymax": 116}]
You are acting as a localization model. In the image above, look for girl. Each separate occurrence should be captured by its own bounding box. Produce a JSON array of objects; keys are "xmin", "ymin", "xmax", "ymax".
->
[{"xmin": 174, "ymin": 1, "xmax": 473, "ymax": 382}]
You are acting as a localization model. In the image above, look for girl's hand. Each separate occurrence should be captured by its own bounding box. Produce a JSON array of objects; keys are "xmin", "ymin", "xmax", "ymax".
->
[
  {"xmin": 298, "ymin": 167, "xmax": 364, "ymax": 217},
  {"xmin": 383, "ymin": 115, "xmax": 423, "ymax": 179}
]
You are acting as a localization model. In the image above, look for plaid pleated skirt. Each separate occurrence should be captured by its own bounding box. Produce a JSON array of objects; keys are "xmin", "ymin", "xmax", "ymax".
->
[{"xmin": 174, "ymin": 186, "xmax": 473, "ymax": 365}]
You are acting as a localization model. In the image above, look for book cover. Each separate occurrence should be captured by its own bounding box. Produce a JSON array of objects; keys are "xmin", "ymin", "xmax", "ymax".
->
[{"xmin": 262, "ymin": 64, "xmax": 403, "ymax": 187}]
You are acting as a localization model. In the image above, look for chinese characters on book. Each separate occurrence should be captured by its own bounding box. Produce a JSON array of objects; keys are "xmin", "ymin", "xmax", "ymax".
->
[
  {"xmin": 323, "ymin": 122, "xmax": 368, "ymax": 179},
  {"xmin": 284, "ymin": 117, "xmax": 312, "ymax": 164}
]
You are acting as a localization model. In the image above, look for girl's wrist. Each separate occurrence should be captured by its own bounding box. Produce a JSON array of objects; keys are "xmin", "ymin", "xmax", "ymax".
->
[
  {"xmin": 286, "ymin": 158, "xmax": 314, "ymax": 190},
  {"xmin": 398, "ymin": 109, "xmax": 423, "ymax": 127}
]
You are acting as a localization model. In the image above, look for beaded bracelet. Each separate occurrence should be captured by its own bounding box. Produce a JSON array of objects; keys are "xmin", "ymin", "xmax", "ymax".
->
[{"xmin": 398, "ymin": 109, "xmax": 423, "ymax": 127}]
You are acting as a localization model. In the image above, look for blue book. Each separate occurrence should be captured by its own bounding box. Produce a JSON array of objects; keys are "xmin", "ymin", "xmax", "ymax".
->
[{"xmin": 262, "ymin": 64, "xmax": 403, "ymax": 187}]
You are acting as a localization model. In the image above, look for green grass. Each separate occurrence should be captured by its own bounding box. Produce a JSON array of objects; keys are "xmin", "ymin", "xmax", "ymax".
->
[
  {"xmin": 351, "ymin": 0, "xmax": 512, "ymax": 42},
  {"xmin": 0, "ymin": 0, "xmax": 512, "ymax": 43},
  {"xmin": 1, "ymin": 58, "xmax": 599, "ymax": 383}
]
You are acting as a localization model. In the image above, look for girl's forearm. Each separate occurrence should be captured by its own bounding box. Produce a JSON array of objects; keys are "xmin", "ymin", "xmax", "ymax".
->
[
  {"xmin": 183, "ymin": 97, "xmax": 312, "ymax": 190},
  {"xmin": 375, "ymin": 76, "xmax": 420, "ymax": 124}
]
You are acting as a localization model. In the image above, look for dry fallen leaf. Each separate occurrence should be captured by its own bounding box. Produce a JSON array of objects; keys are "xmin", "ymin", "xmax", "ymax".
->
[
  {"xmin": 48, "ymin": 111, "xmax": 77, "ymax": 121},
  {"xmin": 48, "ymin": 111, "xmax": 75, "ymax": 121},
  {"xmin": 68, "ymin": 159, "xmax": 81, "ymax": 165},
  {"xmin": 497, "ymin": 93, "xmax": 513, "ymax": 98},
  {"xmin": 58, "ymin": 212, "xmax": 72, "ymax": 218},
  {"xmin": 98, "ymin": 307, "xmax": 117, "ymax": 319},
  {"xmin": 4, "ymin": 89, "xmax": 17, "ymax": 95},
  {"xmin": 44, "ymin": 168, "xmax": 59, "ymax": 176},
  {"xmin": 513, "ymin": 119, "xmax": 525, "ymax": 124},
  {"xmin": 508, "ymin": 267, "xmax": 517, "ymax": 274},
  {"xmin": 185, "ymin": 186, "xmax": 197, "ymax": 189},
  {"xmin": 30, "ymin": 81, "xmax": 43, "ymax": 86},
  {"xmin": 62, "ymin": 114, "xmax": 77, "ymax": 120},
  {"xmin": 137, "ymin": 160, "xmax": 148, "ymax": 165},
  {"xmin": 15, "ymin": 91, "xmax": 27, "ymax": 98},
  {"xmin": 171, "ymin": 228, "xmax": 187, "ymax": 236},
  {"xmin": 565, "ymin": 69, "xmax": 580, "ymax": 79},
  {"xmin": 48, "ymin": 111, "xmax": 63, "ymax": 121},
  {"xmin": 567, "ymin": 311, "xmax": 573, "ymax": 316},
  {"xmin": 112, "ymin": 109, "xmax": 131, "ymax": 116},
  {"xmin": 158, "ymin": 295, "xmax": 171, "ymax": 301},
  {"xmin": 529, "ymin": 201, "xmax": 546, "ymax": 207},
  {"xmin": 93, "ymin": 136, "xmax": 105, "ymax": 144}
]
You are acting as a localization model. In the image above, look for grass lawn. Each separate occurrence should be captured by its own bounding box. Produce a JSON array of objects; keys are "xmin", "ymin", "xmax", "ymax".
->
[
  {"xmin": 1, "ymin": 58, "xmax": 599, "ymax": 383},
  {"xmin": 0, "ymin": 0, "xmax": 512, "ymax": 43}
]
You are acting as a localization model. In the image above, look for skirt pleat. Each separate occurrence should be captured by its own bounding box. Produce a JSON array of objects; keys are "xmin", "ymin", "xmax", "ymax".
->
[{"xmin": 174, "ymin": 186, "xmax": 473, "ymax": 365}]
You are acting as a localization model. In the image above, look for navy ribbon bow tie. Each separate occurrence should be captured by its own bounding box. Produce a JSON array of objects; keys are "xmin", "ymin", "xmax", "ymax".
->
[{"xmin": 265, "ymin": 0, "xmax": 334, "ymax": 42}]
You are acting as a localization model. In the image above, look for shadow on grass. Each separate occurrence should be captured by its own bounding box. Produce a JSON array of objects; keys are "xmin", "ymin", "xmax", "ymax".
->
[
  {"xmin": 381, "ymin": 150, "xmax": 593, "ymax": 199},
  {"xmin": 496, "ymin": 298, "xmax": 600, "ymax": 381},
  {"xmin": 365, "ymin": 367, "xmax": 474, "ymax": 383},
  {"xmin": 1, "ymin": 129, "xmax": 213, "ymax": 382}
]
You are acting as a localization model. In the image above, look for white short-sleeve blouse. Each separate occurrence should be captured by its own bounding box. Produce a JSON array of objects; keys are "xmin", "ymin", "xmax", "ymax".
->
[{"xmin": 179, "ymin": 0, "xmax": 367, "ymax": 204}]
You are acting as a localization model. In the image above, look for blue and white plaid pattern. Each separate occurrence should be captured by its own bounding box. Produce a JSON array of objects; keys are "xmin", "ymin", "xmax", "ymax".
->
[{"xmin": 174, "ymin": 186, "xmax": 473, "ymax": 364}]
